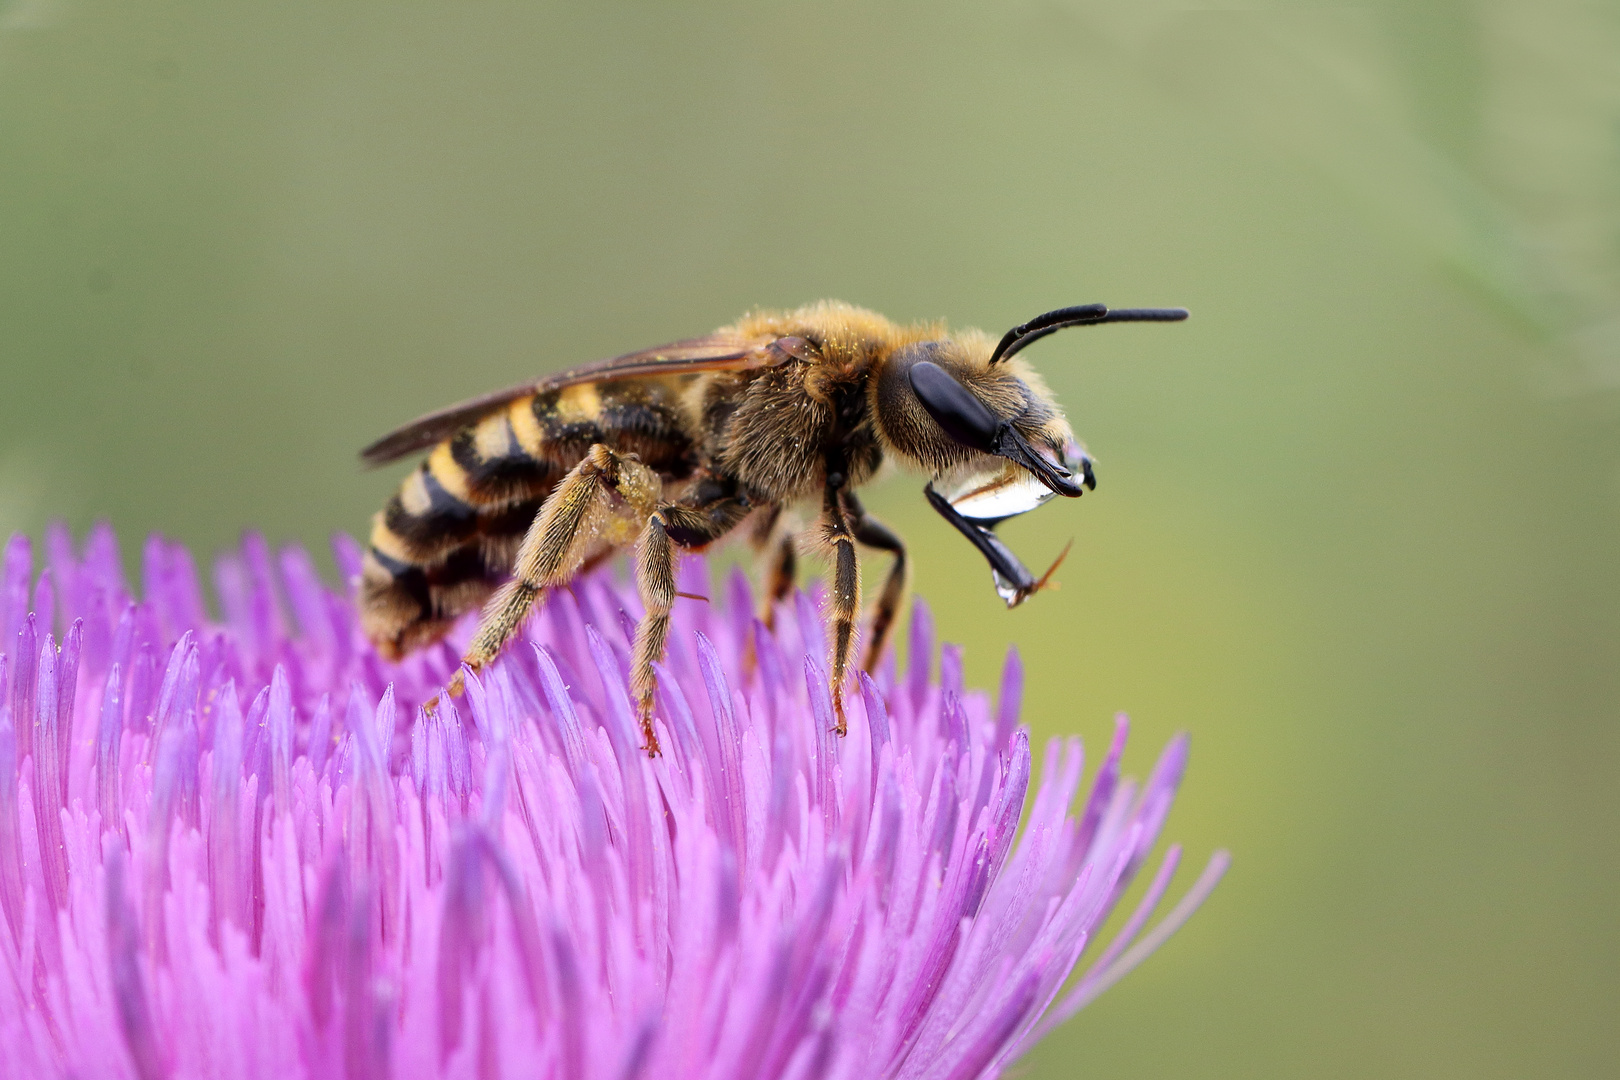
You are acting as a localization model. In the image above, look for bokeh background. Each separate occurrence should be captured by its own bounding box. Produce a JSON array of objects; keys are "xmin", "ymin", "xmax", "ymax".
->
[{"xmin": 2, "ymin": 2, "xmax": 1617, "ymax": 1076}]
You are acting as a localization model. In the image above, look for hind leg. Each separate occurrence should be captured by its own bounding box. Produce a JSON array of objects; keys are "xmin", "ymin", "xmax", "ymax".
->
[
  {"xmin": 452, "ymin": 444, "xmax": 661, "ymax": 694},
  {"xmin": 455, "ymin": 447, "xmax": 751, "ymax": 756}
]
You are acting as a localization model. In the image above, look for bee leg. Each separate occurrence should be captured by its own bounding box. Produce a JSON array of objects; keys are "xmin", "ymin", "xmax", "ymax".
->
[
  {"xmin": 747, "ymin": 504, "xmax": 798, "ymax": 633},
  {"xmin": 761, "ymin": 529, "xmax": 798, "ymax": 631},
  {"xmin": 634, "ymin": 492, "xmax": 752, "ymax": 754},
  {"xmin": 631, "ymin": 515, "xmax": 677, "ymax": 756},
  {"xmin": 841, "ymin": 491, "xmax": 908, "ymax": 674},
  {"xmin": 740, "ymin": 504, "xmax": 792, "ymax": 677},
  {"xmin": 453, "ymin": 443, "xmax": 661, "ymax": 697},
  {"xmin": 746, "ymin": 501, "xmax": 784, "ymax": 548},
  {"xmin": 820, "ymin": 477, "xmax": 860, "ymax": 737}
]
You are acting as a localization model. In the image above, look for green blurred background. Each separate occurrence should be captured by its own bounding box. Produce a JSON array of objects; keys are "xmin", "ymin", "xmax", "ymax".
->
[{"xmin": 2, "ymin": 1, "xmax": 1617, "ymax": 1076}]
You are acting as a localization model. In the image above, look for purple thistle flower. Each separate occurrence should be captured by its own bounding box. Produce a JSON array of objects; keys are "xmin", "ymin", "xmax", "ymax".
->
[{"xmin": 0, "ymin": 525, "xmax": 1227, "ymax": 1079}]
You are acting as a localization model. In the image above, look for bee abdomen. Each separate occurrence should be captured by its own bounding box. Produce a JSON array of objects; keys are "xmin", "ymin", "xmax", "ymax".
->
[
  {"xmin": 372, "ymin": 405, "xmax": 559, "ymax": 564},
  {"xmin": 360, "ymin": 542, "xmax": 502, "ymax": 660},
  {"xmin": 525, "ymin": 383, "xmax": 695, "ymax": 476},
  {"xmin": 380, "ymin": 459, "xmax": 479, "ymax": 556},
  {"xmin": 451, "ymin": 409, "xmax": 562, "ymax": 503},
  {"xmin": 360, "ymin": 379, "xmax": 698, "ymax": 660}
]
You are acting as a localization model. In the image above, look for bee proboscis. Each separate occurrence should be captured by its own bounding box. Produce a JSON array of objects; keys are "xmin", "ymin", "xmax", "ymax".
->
[{"xmin": 359, "ymin": 300, "xmax": 1187, "ymax": 754}]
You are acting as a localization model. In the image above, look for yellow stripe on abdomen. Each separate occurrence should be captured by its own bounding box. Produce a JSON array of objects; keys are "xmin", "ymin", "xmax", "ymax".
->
[
  {"xmin": 556, "ymin": 383, "xmax": 603, "ymax": 422},
  {"xmin": 473, "ymin": 411, "xmax": 515, "ymax": 461},
  {"xmin": 427, "ymin": 442, "xmax": 474, "ymax": 502},
  {"xmin": 509, "ymin": 395, "xmax": 547, "ymax": 457},
  {"xmin": 368, "ymin": 515, "xmax": 418, "ymax": 565}
]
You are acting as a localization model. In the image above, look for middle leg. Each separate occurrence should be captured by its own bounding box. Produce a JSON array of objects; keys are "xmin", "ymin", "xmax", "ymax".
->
[
  {"xmin": 631, "ymin": 483, "xmax": 753, "ymax": 753},
  {"xmin": 743, "ymin": 502, "xmax": 798, "ymax": 632},
  {"xmin": 819, "ymin": 477, "xmax": 859, "ymax": 737},
  {"xmin": 758, "ymin": 518, "xmax": 798, "ymax": 633},
  {"xmin": 740, "ymin": 504, "xmax": 795, "ymax": 677},
  {"xmin": 841, "ymin": 490, "xmax": 909, "ymax": 674}
]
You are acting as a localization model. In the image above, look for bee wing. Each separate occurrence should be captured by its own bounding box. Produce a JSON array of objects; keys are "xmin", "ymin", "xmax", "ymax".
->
[
  {"xmin": 360, "ymin": 333, "xmax": 805, "ymax": 467},
  {"xmin": 359, "ymin": 383, "xmax": 561, "ymax": 467}
]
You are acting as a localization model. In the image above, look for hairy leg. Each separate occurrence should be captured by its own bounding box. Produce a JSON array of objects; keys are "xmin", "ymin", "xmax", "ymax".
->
[
  {"xmin": 743, "ymin": 503, "xmax": 798, "ymax": 633},
  {"xmin": 820, "ymin": 479, "xmax": 860, "ymax": 737},
  {"xmin": 451, "ymin": 444, "xmax": 661, "ymax": 695},
  {"xmin": 761, "ymin": 528, "xmax": 798, "ymax": 633},
  {"xmin": 633, "ymin": 490, "xmax": 752, "ymax": 753},
  {"xmin": 841, "ymin": 490, "xmax": 909, "ymax": 674},
  {"xmin": 738, "ymin": 504, "xmax": 793, "ymax": 677}
]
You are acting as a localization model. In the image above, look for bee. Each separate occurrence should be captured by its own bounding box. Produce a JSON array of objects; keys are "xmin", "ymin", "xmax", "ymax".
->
[{"xmin": 359, "ymin": 300, "xmax": 1186, "ymax": 754}]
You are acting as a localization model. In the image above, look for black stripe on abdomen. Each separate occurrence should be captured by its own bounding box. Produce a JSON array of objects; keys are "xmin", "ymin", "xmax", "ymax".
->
[
  {"xmin": 382, "ymin": 462, "xmax": 480, "ymax": 559},
  {"xmin": 450, "ymin": 414, "xmax": 560, "ymax": 504},
  {"xmin": 597, "ymin": 397, "xmax": 696, "ymax": 477}
]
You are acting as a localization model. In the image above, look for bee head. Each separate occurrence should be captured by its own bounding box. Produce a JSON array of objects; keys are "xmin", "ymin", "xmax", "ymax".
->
[
  {"xmin": 872, "ymin": 338, "xmax": 1081, "ymax": 496},
  {"xmin": 873, "ymin": 304, "xmax": 1187, "ymax": 495},
  {"xmin": 877, "ymin": 304, "xmax": 1187, "ymax": 606}
]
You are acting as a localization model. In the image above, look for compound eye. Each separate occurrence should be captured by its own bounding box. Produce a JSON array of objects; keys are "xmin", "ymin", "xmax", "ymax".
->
[{"xmin": 908, "ymin": 361, "xmax": 1000, "ymax": 452}]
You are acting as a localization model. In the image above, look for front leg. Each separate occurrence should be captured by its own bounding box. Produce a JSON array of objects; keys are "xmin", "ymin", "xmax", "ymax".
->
[
  {"xmin": 820, "ymin": 475, "xmax": 859, "ymax": 737},
  {"xmin": 923, "ymin": 483, "xmax": 1068, "ymax": 607}
]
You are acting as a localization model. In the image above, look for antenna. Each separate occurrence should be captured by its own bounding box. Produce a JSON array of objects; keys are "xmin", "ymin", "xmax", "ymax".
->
[{"xmin": 989, "ymin": 305, "xmax": 1188, "ymax": 365}]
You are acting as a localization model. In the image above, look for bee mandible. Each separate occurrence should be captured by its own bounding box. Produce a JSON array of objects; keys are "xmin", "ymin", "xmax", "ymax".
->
[{"xmin": 358, "ymin": 300, "xmax": 1187, "ymax": 754}]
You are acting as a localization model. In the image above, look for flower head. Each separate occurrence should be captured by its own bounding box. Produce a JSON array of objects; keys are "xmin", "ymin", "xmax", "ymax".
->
[{"xmin": 0, "ymin": 524, "xmax": 1226, "ymax": 1078}]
